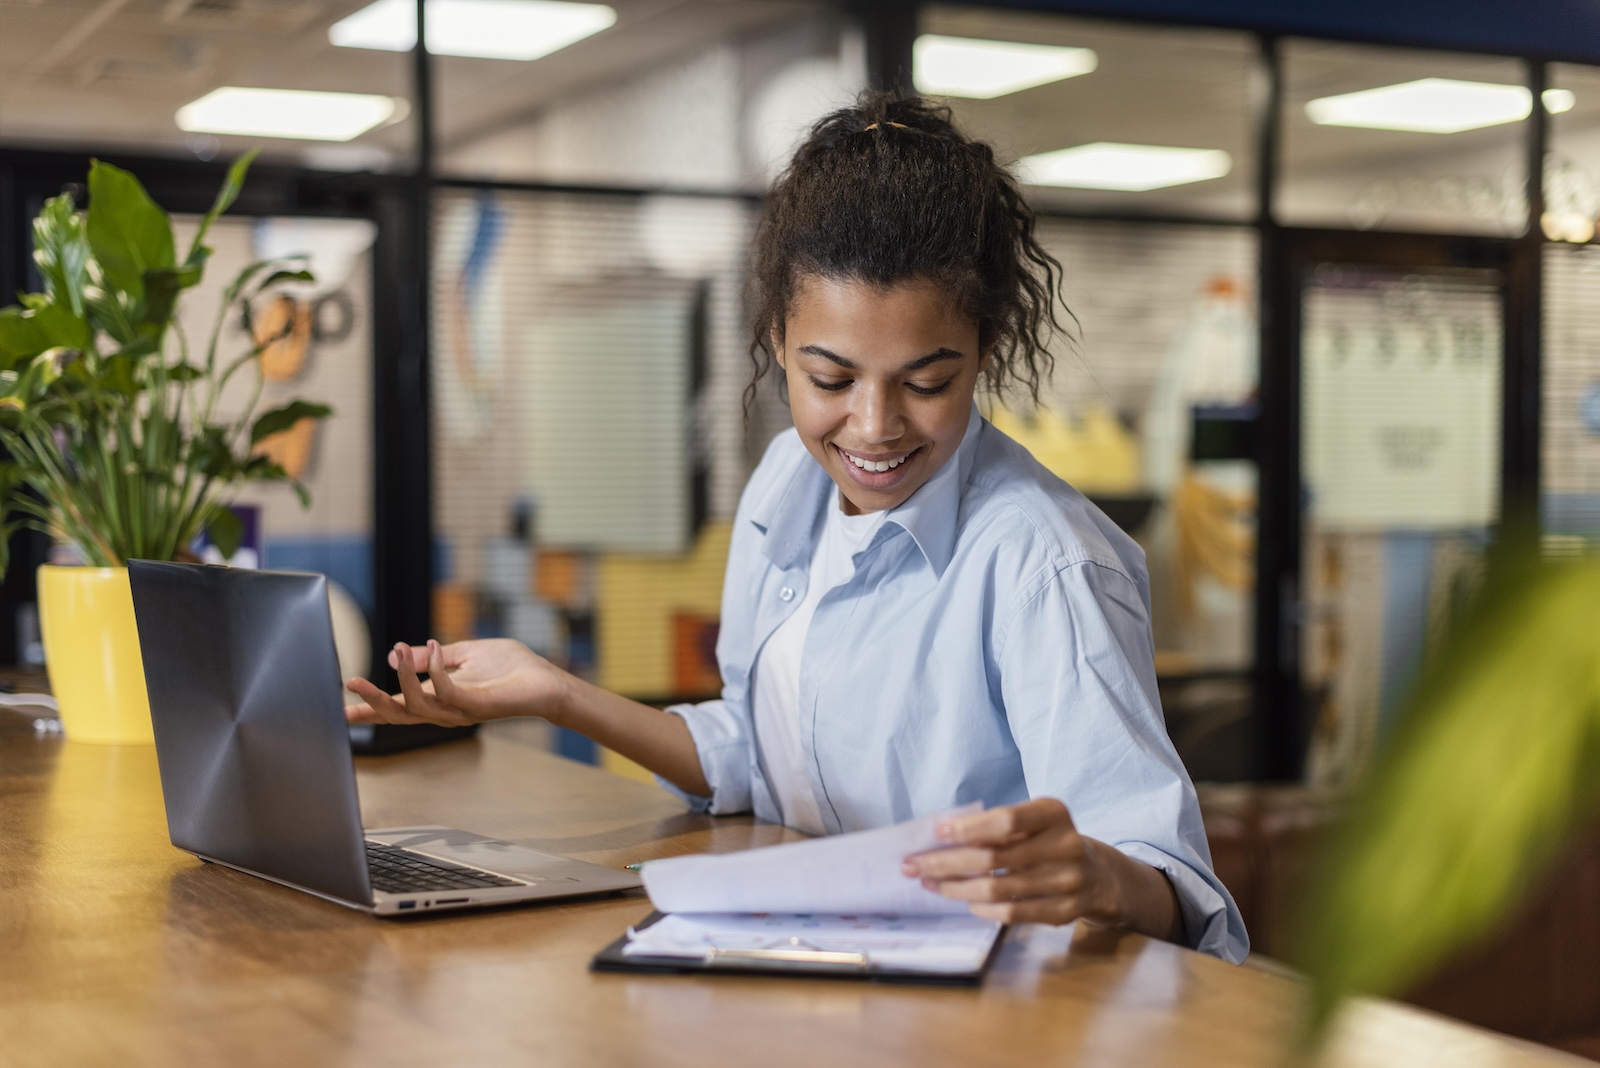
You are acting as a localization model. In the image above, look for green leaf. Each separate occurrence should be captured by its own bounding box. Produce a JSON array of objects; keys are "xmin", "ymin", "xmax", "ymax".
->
[
  {"xmin": 31, "ymin": 193, "xmax": 89, "ymax": 318},
  {"xmin": 227, "ymin": 259, "xmax": 291, "ymax": 342},
  {"xmin": 232, "ymin": 457, "xmax": 311, "ymax": 508},
  {"xmin": 86, "ymin": 159, "xmax": 176, "ymax": 307},
  {"xmin": 15, "ymin": 347, "xmax": 77, "ymax": 402},
  {"xmin": 83, "ymin": 272, "xmax": 139, "ymax": 347},
  {"xmin": 34, "ymin": 301, "xmax": 94, "ymax": 352},
  {"xmin": 250, "ymin": 400, "xmax": 331, "ymax": 445},
  {"xmin": 0, "ymin": 307, "xmax": 50, "ymax": 366},
  {"xmin": 166, "ymin": 362, "xmax": 203, "ymax": 382},
  {"xmin": 0, "ymin": 302, "xmax": 92, "ymax": 367},
  {"xmin": 182, "ymin": 245, "xmax": 212, "ymax": 284},
  {"xmin": 1294, "ymin": 560, "xmax": 1600, "ymax": 1050},
  {"xmin": 205, "ymin": 504, "xmax": 245, "ymax": 561},
  {"xmin": 252, "ymin": 268, "xmax": 316, "ymax": 296},
  {"xmin": 139, "ymin": 263, "xmax": 200, "ymax": 337},
  {"xmin": 118, "ymin": 336, "xmax": 162, "ymax": 360},
  {"xmin": 187, "ymin": 150, "xmax": 256, "ymax": 267},
  {"xmin": 191, "ymin": 424, "xmax": 237, "ymax": 479},
  {"xmin": 102, "ymin": 353, "xmax": 140, "ymax": 395}
]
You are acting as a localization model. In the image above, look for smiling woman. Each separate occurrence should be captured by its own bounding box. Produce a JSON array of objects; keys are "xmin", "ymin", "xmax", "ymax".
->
[
  {"xmin": 777, "ymin": 277, "xmax": 983, "ymax": 515},
  {"xmin": 348, "ymin": 91, "xmax": 1249, "ymax": 963}
]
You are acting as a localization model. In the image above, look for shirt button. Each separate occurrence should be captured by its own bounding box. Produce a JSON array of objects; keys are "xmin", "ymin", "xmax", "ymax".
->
[{"xmin": 779, "ymin": 586, "xmax": 795, "ymax": 602}]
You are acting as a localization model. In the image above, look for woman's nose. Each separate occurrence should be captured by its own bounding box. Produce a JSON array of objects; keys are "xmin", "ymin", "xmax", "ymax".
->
[{"xmin": 854, "ymin": 383, "xmax": 904, "ymax": 443}]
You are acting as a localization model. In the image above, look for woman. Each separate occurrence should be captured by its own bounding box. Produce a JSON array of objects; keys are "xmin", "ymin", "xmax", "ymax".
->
[{"xmin": 348, "ymin": 94, "xmax": 1249, "ymax": 963}]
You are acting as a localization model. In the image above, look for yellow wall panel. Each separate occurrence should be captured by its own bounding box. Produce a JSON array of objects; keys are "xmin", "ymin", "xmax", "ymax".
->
[{"xmin": 596, "ymin": 520, "xmax": 732, "ymax": 696}]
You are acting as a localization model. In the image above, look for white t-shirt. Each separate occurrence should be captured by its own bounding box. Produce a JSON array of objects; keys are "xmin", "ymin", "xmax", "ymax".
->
[{"xmin": 750, "ymin": 496, "xmax": 882, "ymax": 835}]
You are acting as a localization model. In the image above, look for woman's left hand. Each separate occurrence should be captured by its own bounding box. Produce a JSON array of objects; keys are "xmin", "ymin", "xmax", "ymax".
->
[{"xmin": 902, "ymin": 797, "xmax": 1183, "ymax": 941}]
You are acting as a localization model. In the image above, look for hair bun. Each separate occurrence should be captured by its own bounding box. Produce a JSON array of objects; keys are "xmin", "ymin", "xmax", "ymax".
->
[{"xmin": 745, "ymin": 88, "xmax": 1068, "ymax": 413}]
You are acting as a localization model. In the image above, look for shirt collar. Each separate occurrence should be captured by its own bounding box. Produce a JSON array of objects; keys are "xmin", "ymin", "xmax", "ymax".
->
[
  {"xmin": 749, "ymin": 443, "xmax": 832, "ymax": 571},
  {"xmin": 749, "ymin": 404, "xmax": 984, "ymax": 577},
  {"xmin": 879, "ymin": 403, "xmax": 983, "ymax": 578}
]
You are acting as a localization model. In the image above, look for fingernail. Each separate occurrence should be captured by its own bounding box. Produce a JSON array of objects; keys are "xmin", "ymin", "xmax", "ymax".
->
[
  {"xmin": 900, "ymin": 861, "xmax": 920, "ymax": 877},
  {"xmin": 936, "ymin": 823, "xmax": 953, "ymax": 841}
]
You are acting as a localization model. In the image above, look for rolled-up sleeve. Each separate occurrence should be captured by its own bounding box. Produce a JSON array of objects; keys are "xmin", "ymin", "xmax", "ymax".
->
[
  {"xmin": 997, "ymin": 558, "xmax": 1250, "ymax": 963},
  {"xmin": 659, "ymin": 698, "xmax": 752, "ymax": 814}
]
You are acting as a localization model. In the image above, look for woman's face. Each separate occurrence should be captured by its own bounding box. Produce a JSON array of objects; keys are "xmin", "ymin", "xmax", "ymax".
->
[{"xmin": 776, "ymin": 275, "xmax": 984, "ymax": 515}]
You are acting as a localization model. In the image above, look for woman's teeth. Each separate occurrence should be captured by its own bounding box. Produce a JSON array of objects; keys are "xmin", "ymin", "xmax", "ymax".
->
[{"xmin": 844, "ymin": 450, "xmax": 908, "ymax": 473}]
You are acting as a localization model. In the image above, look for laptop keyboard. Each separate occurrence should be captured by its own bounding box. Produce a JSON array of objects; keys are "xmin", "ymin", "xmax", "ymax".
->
[{"xmin": 364, "ymin": 841, "xmax": 525, "ymax": 893}]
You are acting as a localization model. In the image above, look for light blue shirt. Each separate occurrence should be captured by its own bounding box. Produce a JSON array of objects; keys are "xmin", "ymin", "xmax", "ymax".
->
[{"xmin": 663, "ymin": 405, "xmax": 1249, "ymax": 962}]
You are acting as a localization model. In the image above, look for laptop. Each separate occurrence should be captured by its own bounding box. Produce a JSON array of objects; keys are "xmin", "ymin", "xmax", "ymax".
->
[{"xmin": 128, "ymin": 560, "xmax": 642, "ymax": 916}]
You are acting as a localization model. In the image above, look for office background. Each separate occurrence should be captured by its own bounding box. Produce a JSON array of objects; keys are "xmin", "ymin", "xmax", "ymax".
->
[{"xmin": 4, "ymin": 0, "xmax": 1600, "ymax": 788}]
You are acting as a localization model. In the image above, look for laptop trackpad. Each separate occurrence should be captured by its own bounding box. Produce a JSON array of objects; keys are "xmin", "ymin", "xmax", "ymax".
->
[{"xmin": 364, "ymin": 825, "xmax": 627, "ymax": 885}]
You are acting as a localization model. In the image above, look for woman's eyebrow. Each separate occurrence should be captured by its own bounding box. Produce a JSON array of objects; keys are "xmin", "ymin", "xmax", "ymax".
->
[
  {"xmin": 902, "ymin": 348, "xmax": 965, "ymax": 371},
  {"xmin": 798, "ymin": 344, "xmax": 965, "ymax": 371}
]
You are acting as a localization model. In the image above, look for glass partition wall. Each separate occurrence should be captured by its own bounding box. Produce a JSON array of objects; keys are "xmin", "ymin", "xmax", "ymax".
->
[
  {"xmin": 1272, "ymin": 40, "xmax": 1532, "ymax": 784},
  {"xmin": 919, "ymin": 5, "xmax": 1257, "ymax": 220},
  {"xmin": 0, "ymin": 0, "xmax": 414, "ymax": 172},
  {"xmin": 426, "ymin": 6, "xmax": 847, "ymax": 772},
  {"xmin": 1541, "ymin": 64, "xmax": 1600, "ymax": 557},
  {"xmin": 1278, "ymin": 40, "xmax": 1531, "ymax": 235}
]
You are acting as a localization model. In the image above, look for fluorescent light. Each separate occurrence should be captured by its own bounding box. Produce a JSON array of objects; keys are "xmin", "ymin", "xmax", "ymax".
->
[
  {"xmin": 1017, "ymin": 142, "xmax": 1231, "ymax": 191},
  {"xmin": 177, "ymin": 87, "xmax": 398, "ymax": 141},
  {"xmin": 913, "ymin": 34, "xmax": 1096, "ymax": 99},
  {"xmin": 330, "ymin": 0, "xmax": 615, "ymax": 61},
  {"xmin": 1545, "ymin": 88, "xmax": 1577, "ymax": 114},
  {"xmin": 1306, "ymin": 78, "xmax": 1571, "ymax": 133}
]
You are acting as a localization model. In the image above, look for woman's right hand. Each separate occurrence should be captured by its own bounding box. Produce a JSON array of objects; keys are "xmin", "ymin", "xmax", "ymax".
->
[{"xmin": 344, "ymin": 638, "xmax": 570, "ymax": 729}]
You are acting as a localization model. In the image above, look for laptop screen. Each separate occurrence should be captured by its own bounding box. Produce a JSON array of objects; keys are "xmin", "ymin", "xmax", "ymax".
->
[{"xmin": 128, "ymin": 561, "xmax": 374, "ymax": 907}]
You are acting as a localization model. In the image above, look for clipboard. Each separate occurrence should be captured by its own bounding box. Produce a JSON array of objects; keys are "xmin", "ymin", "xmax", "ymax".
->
[{"xmin": 589, "ymin": 911, "xmax": 1006, "ymax": 986}]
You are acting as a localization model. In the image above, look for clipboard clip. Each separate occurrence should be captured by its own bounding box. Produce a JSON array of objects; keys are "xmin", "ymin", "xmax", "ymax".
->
[{"xmin": 706, "ymin": 937, "xmax": 869, "ymax": 972}]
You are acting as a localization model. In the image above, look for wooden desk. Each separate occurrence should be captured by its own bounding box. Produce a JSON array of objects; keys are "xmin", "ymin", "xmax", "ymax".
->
[{"xmin": 0, "ymin": 712, "xmax": 1584, "ymax": 1068}]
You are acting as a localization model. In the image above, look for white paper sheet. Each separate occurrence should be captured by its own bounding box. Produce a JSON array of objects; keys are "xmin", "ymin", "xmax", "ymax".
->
[
  {"xmin": 640, "ymin": 805, "xmax": 980, "ymax": 916},
  {"xmin": 622, "ymin": 912, "xmax": 1002, "ymax": 974}
]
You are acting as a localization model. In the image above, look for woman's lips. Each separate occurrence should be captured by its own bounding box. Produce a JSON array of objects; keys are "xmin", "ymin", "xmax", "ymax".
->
[{"xmin": 834, "ymin": 444, "xmax": 921, "ymax": 489}]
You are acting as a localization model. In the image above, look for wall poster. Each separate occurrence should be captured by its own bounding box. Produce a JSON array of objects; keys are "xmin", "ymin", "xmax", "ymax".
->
[{"xmin": 1302, "ymin": 266, "xmax": 1503, "ymax": 530}]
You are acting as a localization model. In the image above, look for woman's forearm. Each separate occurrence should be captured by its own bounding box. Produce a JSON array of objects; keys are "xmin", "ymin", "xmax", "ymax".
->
[{"xmin": 549, "ymin": 672, "xmax": 712, "ymax": 799}]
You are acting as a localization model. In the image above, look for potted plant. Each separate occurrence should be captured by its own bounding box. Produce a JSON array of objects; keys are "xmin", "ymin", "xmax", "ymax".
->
[{"xmin": 0, "ymin": 152, "xmax": 331, "ymax": 743}]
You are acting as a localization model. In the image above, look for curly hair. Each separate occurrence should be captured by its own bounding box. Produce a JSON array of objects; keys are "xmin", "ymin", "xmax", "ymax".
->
[{"xmin": 747, "ymin": 91, "xmax": 1068, "ymax": 412}]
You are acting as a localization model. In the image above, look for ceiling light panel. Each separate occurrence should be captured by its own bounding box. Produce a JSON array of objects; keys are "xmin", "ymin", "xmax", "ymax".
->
[
  {"xmin": 1306, "ymin": 78, "xmax": 1573, "ymax": 134},
  {"xmin": 1544, "ymin": 88, "xmax": 1577, "ymax": 114},
  {"xmin": 913, "ymin": 34, "xmax": 1096, "ymax": 99},
  {"xmin": 1017, "ymin": 142, "xmax": 1232, "ymax": 192},
  {"xmin": 177, "ymin": 87, "xmax": 398, "ymax": 141},
  {"xmin": 330, "ymin": 0, "xmax": 616, "ymax": 61}
]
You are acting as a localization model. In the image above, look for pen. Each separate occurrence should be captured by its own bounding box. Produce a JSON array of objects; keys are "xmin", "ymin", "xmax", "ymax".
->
[{"xmin": 625, "ymin": 862, "xmax": 646, "ymax": 872}]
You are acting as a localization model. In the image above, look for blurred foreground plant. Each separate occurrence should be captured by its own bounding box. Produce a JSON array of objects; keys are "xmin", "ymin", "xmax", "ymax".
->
[
  {"xmin": 1294, "ymin": 556, "xmax": 1600, "ymax": 1050},
  {"xmin": 0, "ymin": 153, "xmax": 330, "ymax": 572}
]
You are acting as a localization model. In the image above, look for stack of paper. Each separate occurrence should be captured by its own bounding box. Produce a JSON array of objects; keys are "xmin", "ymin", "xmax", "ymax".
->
[{"xmin": 624, "ymin": 806, "xmax": 1003, "ymax": 975}]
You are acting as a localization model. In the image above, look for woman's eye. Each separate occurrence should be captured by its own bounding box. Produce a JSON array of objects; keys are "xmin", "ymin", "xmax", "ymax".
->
[
  {"xmin": 807, "ymin": 375, "xmax": 851, "ymax": 392},
  {"xmin": 907, "ymin": 379, "xmax": 954, "ymax": 396}
]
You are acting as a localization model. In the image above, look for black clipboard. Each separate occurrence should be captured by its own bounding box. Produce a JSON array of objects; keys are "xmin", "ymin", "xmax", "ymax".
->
[{"xmin": 589, "ymin": 911, "xmax": 1006, "ymax": 986}]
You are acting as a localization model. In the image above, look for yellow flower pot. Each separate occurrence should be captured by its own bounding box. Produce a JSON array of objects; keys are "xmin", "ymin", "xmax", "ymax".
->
[{"xmin": 37, "ymin": 565, "xmax": 153, "ymax": 745}]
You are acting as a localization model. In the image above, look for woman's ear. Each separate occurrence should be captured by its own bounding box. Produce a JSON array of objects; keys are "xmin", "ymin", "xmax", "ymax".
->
[{"xmin": 772, "ymin": 328, "xmax": 787, "ymax": 371}]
